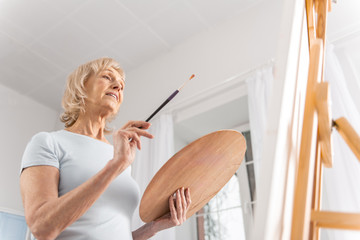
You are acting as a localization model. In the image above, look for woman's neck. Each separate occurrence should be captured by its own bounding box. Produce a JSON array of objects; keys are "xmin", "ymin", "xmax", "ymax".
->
[{"xmin": 66, "ymin": 111, "xmax": 109, "ymax": 143}]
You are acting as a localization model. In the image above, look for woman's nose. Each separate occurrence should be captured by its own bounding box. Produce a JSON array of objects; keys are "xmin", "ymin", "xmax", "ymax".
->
[{"xmin": 112, "ymin": 81, "xmax": 121, "ymax": 90}]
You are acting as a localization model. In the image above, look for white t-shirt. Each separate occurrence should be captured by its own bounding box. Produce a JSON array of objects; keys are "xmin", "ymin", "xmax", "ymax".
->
[{"xmin": 21, "ymin": 130, "xmax": 140, "ymax": 240}]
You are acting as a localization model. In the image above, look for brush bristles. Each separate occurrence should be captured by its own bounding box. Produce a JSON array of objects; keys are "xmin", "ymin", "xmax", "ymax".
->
[{"xmin": 178, "ymin": 74, "xmax": 195, "ymax": 91}]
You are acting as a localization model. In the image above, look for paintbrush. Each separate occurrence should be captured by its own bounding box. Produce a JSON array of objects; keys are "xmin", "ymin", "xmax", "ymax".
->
[{"xmin": 145, "ymin": 74, "xmax": 195, "ymax": 122}]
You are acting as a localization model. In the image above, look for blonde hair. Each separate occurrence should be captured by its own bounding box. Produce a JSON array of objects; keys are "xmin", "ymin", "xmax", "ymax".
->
[{"xmin": 60, "ymin": 57, "xmax": 124, "ymax": 128}]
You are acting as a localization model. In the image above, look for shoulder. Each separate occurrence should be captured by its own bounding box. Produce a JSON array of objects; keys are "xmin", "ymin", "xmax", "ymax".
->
[
  {"xmin": 21, "ymin": 131, "xmax": 61, "ymax": 171},
  {"xmin": 28, "ymin": 131, "xmax": 60, "ymax": 149},
  {"xmin": 31, "ymin": 130, "xmax": 68, "ymax": 144},
  {"xmin": 30, "ymin": 131, "xmax": 54, "ymax": 141}
]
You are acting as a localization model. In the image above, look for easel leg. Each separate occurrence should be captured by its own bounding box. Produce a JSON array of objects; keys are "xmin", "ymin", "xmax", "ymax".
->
[{"xmin": 309, "ymin": 139, "xmax": 322, "ymax": 239}]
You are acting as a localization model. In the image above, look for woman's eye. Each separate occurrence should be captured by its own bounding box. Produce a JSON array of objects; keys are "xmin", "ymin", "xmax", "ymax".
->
[{"xmin": 103, "ymin": 75, "xmax": 111, "ymax": 80}]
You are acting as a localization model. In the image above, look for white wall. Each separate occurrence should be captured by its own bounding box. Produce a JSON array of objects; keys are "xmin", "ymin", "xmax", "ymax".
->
[
  {"xmin": 0, "ymin": 84, "xmax": 59, "ymax": 215},
  {"xmin": 112, "ymin": 0, "xmax": 282, "ymax": 129}
]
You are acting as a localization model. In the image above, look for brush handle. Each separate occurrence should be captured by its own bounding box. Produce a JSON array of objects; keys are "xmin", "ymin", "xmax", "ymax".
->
[{"xmin": 146, "ymin": 90, "xmax": 179, "ymax": 122}]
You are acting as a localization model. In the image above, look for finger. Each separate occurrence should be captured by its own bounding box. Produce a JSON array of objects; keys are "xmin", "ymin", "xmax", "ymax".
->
[
  {"xmin": 123, "ymin": 121, "xmax": 151, "ymax": 130},
  {"xmin": 180, "ymin": 187, "xmax": 187, "ymax": 209},
  {"xmin": 132, "ymin": 134, "xmax": 142, "ymax": 150},
  {"xmin": 127, "ymin": 131, "xmax": 141, "ymax": 150},
  {"xmin": 127, "ymin": 127, "xmax": 154, "ymax": 139},
  {"xmin": 185, "ymin": 188, "xmax": 191, "ymax": 208},
  {"xmin": 176, "ymin": 189, "xmax": 183, "ymax": 221},
  {"xmin": 180, "ymin": 187, "xmax": 187, "ymax": 220},
  {"xmin": 134, "ymin": 121, "xmax": 151, "ymax": 129},
  {"xmin": 169, "ymin": 194, "xmax": 177, "ymax": 220}
]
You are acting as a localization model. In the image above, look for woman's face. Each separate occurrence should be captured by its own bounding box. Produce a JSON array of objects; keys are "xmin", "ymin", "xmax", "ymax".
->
[{"xmin": 84, "ymin": 67, "xmax": 125, "ymax": 116}]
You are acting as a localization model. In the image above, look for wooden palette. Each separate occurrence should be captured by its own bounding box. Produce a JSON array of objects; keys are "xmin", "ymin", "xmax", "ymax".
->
[{"xmin": 139, "ymin": 130, "xmax": 246, "ymax": 223}]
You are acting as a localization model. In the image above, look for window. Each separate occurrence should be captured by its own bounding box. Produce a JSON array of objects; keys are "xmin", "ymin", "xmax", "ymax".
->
[
  {"xmin": 0, "ymin": 211, "xmax": 27, "ymax": 239},
  {"xmin": 196, "ymin": 131, "xmax": 256, "ymax": 240}
]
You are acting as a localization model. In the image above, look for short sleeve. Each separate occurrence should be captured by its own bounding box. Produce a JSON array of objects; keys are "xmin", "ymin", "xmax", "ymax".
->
[{"xmin": 21, "ymin": 132, "xmax": 59, "ymax": 173}]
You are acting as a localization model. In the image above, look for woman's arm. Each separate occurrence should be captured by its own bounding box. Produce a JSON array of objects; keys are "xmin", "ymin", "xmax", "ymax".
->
[
  {"xmin": 132, "ymin": 188, "xmax": 191, "ymax": 240},
  {"xmin": 21, "ymin": 122, "xmax": 153, "ymax": 240},
  {"xmin": 21, "ymin": 161, "xmax": 119, "ymax": 240}
]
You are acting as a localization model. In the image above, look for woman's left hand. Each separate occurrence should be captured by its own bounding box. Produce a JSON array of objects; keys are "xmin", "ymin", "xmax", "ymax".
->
[
  {"xmin": 153, "ymin": 187, "xmax": 192, "ymax": 231},
  {"xmin": 132, "ymin": 188, "xmax": 191, "ymax": 240}
]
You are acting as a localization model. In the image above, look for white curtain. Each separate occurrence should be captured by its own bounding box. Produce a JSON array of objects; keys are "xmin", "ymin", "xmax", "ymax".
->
[
  {"xmin": 247, "ymin": 66, "xmax": 274, "ymax": 184},
  {"xmin": 321, "ymin": 44, "xmax": 360, "ymax": 240},
  {"xmin": 131, "ymin": 114, "xmax": 175, "ymax": 240}
]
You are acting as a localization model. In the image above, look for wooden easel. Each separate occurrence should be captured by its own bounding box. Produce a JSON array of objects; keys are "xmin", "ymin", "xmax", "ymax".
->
[{"xmin": 291, "ymin": 0, "xmax": 360, "ymax": 239}]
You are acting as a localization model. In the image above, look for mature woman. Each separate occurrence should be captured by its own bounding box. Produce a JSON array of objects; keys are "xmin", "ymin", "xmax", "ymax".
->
[{"xmin": 20, "ymin": 58, "xmax": 191, "ymax": 240}]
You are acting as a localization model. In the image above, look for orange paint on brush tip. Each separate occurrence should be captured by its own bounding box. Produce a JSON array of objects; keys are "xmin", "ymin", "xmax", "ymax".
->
[{"xmin": 178, "ymin": 74, "xmax": 195, "ymax": 91}]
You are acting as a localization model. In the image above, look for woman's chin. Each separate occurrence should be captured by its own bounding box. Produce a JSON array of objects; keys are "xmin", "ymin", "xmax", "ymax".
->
[{"xmin": 98, "ymin": 104, "xmax": 119, "ymax": 117}]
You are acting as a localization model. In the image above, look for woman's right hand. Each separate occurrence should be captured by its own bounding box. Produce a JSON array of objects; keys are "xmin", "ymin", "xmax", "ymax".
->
[{"xmin": 111, "ymin": 121, "xmax": 154, "ymax": 174}]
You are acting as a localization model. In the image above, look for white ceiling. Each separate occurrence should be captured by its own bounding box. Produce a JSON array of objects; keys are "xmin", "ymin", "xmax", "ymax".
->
[
  {"xmin": 0, "ymin": 0, "xmax": 259, "ymax": 111},
  {"xmin": 0, "ymin": 0, "xmax": 359, "ymax": 142}
]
